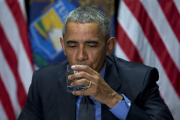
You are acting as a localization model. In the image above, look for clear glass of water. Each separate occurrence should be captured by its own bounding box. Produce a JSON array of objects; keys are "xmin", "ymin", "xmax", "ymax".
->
[{"xmin": 67, "ymin": 65, "xmax": 87, "ymax": 92}]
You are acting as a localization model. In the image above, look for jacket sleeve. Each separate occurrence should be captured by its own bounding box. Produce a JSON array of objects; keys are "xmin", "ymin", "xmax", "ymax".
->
[
  {"xmin": 126, "ymin": 68, "xmax": 174, "ymax": 120},
  {"xmin": 17, "ymin": 71, "xmax": 43, "ymax": 120}
]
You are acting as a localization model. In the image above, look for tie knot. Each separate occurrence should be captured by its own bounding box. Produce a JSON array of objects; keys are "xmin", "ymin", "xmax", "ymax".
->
[{"xmin": 83, "ymin": 96, "xmax": 94, "ymax": 105}]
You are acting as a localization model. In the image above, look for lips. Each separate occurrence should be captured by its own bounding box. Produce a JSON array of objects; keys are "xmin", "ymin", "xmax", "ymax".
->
[{"xmin": 73, "ymin": 62, "xmax": 93, "ymax": 68}]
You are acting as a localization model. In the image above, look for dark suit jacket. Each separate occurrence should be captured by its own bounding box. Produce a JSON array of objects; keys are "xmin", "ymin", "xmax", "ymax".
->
[{"xmin": 18, "ymin": 54, "xmax": 173, "ymax": 120}]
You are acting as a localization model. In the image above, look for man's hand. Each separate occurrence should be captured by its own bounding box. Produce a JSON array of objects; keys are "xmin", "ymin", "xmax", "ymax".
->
[{"xmin": 68, "ymin": 65, "xmax": 123, "ymax": 108}]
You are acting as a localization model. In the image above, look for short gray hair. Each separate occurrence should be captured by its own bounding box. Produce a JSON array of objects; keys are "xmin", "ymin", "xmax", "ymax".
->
[{"xmin": 62, "ymin": 6, "xmax": 111, "ymax": 41}]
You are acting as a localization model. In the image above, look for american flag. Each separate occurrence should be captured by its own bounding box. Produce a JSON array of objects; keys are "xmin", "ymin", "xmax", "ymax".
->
[
  {"xmin": 0, "ymin": 0, "xmax": 33, "ymax": 120},
  {"xmin": 115, "ymin": 0, "xmax": 180, "ymax": 119}
]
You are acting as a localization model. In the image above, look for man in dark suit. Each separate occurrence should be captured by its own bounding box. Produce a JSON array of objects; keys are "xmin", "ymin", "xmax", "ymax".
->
[{"xmin": 18, "ymin": 6, "xmax": 173, "ymax": 120}]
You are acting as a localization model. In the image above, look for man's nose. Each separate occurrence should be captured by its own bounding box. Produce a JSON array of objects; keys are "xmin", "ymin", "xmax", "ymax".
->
[{"xmin": 75, "ymin": 46, "xmax": 87, "ymax": 61}]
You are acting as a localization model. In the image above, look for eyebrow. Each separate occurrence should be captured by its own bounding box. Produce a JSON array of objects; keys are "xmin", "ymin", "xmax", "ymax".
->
[{"xmin": 66, "ymin": 40, "xmax": 77, "ymax": 44}]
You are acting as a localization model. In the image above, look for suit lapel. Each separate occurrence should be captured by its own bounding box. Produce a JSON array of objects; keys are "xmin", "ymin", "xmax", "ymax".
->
[
  {"xmin": 55, "ymin": 68, "xmax": 76, "ymax": 120},
  {"xmin": 104, "ymin": 55, "xmax": 122, "ymax": 94},
  {"xmin": 101, "ymin": 56, "xmax": 122, "ymax": 120}
]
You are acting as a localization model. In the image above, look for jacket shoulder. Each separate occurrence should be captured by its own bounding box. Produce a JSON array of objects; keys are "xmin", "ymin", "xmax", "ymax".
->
[
  {"xmin": 107, "ymin": 54, "xmax": 155, "ymax": 71},
  {"xmin": 106, "ymin": 54, "xmax": 159, "ymax": 93}
]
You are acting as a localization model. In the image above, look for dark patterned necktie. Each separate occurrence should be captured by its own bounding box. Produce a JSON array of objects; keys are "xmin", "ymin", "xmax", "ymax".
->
[{"xmin": 78, "ymin": 96, "xmax": 95, "ymax": 120}]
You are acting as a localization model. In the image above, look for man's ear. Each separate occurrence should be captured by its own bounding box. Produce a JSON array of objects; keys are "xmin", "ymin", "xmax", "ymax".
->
[
  {"xmin": 60, "ymin": 37, "xmax": 66, "ymax": 56},
  {"xmin": 106, "ymin": 37, "xmax": 116, "ymax": 55}
]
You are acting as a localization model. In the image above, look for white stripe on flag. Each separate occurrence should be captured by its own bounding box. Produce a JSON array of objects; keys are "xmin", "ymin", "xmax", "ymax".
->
[
  {"xmin": 158, "ymin": 69, "xmax": 180, "ymax": 120},
  {"xmin": 173, "ymin": 0, "xmax": 180, "ymax": 13},
  {"xmin": 0, "ymin": 1, "xmax": 33, "ymax": 93},
  {"xmin": 0, "ymin": 101, "xmax": 8, "ymax": 120},
  {"xmin": 115, "ymin": 43, "xmax": 129, "ymax": 61},
  {"xmin": 17, "ymin": 0, "xmax": 27, "ymax": 18},
  {"xmin": 0, "ymin": 47, "xmax": 21, "ymax": 117},
  {"xmin": 141, "ymin": 0, "xmax": 180, "ymax": 71}
]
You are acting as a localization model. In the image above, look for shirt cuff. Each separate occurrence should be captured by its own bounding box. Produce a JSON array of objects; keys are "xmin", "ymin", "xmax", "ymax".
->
[{"xmin": 110, "ymin": 94, "xmax": 131, "ymax": 120}]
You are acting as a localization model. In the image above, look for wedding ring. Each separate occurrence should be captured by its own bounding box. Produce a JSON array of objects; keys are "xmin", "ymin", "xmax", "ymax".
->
[{"xmin": 86, "ymin": 81, "xmax": 92, "ymax": 89}]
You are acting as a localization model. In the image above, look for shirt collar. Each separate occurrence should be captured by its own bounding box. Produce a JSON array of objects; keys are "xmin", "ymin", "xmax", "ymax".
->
[{"xmin": 99, "ymin": 63, "xmax": 106, "ymax": 79}]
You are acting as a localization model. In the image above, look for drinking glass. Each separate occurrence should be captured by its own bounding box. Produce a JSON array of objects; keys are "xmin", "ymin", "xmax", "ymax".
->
[{"xmin": 67, "ymin": 65, "xmax": 87, "ymax": 92}]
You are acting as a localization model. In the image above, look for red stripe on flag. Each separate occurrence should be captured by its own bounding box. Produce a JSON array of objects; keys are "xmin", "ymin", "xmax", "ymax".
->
[
  {"xmin": 158, "ymin": 0, "xmax": 180, "ymax": 43},
  {"xmin": 0, "ymin": 76, "xmax": 16, "ymax": 120},
  {"xmin": 5, "ymin": 0, "xmax": 33, "ymax": 69},
  {"xmin": 124, "ymin": 0, "xmax": 180, "ymax": 97},
  {"xmin": 117, "ymin": 22, "xmax": 143, "ymax": 63},
  {"xmin": 0, "ymin": 26, "xmax": 27, "ymax": 109}
]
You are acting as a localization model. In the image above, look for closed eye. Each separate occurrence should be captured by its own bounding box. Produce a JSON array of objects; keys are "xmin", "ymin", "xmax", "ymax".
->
[
  {"xmin": 88, "ymin": 44, "xmax": 97, "ymax": 47},
  {"xmin": 68, "ymin": 43, "xmax": 77, "ymax": 47},
  {"xmin": 66, "ymin": 40, "xmax": 77, "ymax": 48},
  {"xmin": 86, "ymin": 41, "xmax": 99, "ymax": 48}
]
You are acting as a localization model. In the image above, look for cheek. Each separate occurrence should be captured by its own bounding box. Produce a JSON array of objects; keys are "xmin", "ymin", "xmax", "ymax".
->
[
  {"xmin": 88, "ymin": 48, "xmax": 106, "ymax": 65},
  {"xmin": 66, "ymin": 50, "xmax": 76, "ymax": 64}
]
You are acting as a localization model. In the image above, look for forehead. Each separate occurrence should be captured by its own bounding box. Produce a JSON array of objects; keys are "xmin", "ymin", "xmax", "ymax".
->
[{"xmin": 64, "ymin": 22, "xmax": 100, "ymax": 39}]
